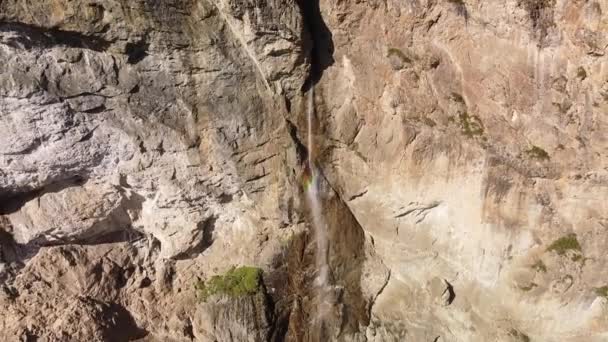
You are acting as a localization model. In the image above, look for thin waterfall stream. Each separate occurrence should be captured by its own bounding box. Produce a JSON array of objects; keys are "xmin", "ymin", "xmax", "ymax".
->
[{"xmin": 303, "ymin": 87, "xmax": 331, "ymax": 321}]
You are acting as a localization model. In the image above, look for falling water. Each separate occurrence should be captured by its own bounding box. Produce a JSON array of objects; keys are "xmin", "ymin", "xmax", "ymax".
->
[
  {"xmin": 304, "ymin": 87, "xmax": 330, "ymax": 317},
  {"xmin": 306, "ymin": 87, "xmax": 329, "ymax": 287}
]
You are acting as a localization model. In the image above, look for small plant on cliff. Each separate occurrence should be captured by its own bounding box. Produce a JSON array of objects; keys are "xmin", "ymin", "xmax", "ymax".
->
[
  {"xmin": 457, "ymin": 112, "xmax": 484, "ymax": 137},
  {"xmin": 195, "ymin": 266, "xmax": 263, "ymax": 302},
  {"xmin": 531, "ymin": 260, "xmax": 547, "ymax": 273},
  {"xmin": 525, "ymin": 145, "xmax": 550, "ymax": 161},
  {"xmin": 595, "ymin": 286, "xmax": 608, "ymax": 299},
  {"xmin": 546, "ymin": 233, "xmax": 581, "ymax": 256}
]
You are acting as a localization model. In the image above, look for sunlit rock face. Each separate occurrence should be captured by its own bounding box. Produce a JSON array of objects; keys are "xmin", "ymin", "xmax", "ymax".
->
[
  {"xmin": 313, "ymin": 0, "xmax": 608, "ymax": 341},
  {"xmin": 0, "ymin": 0, "xmax": 607, "ymax": 341}
]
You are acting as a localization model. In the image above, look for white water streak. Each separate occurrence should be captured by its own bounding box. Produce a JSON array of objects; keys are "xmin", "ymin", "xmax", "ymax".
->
[{"xmin": 306, "ymin": 88, "xmax": 329, "ymax": 288}]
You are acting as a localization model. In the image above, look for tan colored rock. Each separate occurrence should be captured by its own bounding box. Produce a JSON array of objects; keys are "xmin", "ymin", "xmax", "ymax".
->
[
  {"xmin": 0, "ymin": 0, "xmax": 607, "ymax": 341},
  {"xmin": 312, "ymin": 0, "xmax": 608, "ymax": 340},
  {"xmin": 8, "ymin": 181, "xmax": 129, "ymax": 244}
]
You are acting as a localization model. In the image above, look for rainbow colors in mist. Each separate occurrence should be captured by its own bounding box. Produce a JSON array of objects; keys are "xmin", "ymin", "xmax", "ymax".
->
[{"xmin": 302, "ymin": 163, "xmax": 314, "ymax": 191}]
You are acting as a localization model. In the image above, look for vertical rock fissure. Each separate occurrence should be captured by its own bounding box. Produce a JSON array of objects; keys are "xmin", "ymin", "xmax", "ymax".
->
[
  {"xmin": 296, "ymin": 0, "xmax": 334, "ymax": 91},
  {"xmin": 294, "ymin": 2, "xmax": 374, "ymax": 339},
  {"xmin": 303, "ymin": 86, "xmax": 332, "ymax": 326},
  {"xmin": 297, "ymin": 0, "xmax": 336, "ymax": 331}
]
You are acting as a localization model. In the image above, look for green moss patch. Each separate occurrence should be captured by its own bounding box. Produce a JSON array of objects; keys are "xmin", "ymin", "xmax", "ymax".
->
[
  {"xmin": 546, "ymin": 233, "xmax": 581, "ymax": 256},
  {"xmin": 525, "ymin": 145, "xmax": 550, "ymax": 161},
  {"xmin": 595, "ymin": 286, "xmax": 608, "ymax": 299},
  {"xmin": 458, "ymin": 112, "xmax": 484, "ymax": 137},
  {"xmin": 195, "ymin": 266, "xmax": 263, "ymax": 302}
]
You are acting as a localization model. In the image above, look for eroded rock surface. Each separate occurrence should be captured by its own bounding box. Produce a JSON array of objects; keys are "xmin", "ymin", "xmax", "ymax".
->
[
  {"xmin": 0, "ymin": 0, "xmax": 607, "ymax": 341},
  {"xmin": 313, "ymin": 0, "xmax": 608, "ymax": 341}
]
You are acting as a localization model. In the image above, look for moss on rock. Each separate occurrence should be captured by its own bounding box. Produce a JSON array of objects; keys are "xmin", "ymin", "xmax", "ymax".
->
[
  {"xmin": 458, "ymin": 112, "xmax": 484, "ymax": 137},
  {"xmin": 195, "ymin": 266, "xmax": 263, "ymax": 302},
  {"xmin": 595, "ymin": 286, "xmax": 608, "ymax": 299},
  {"xmin": 546, "ymin": 233, "xmax": 581, "ymax": 256},
  {"xmin": 525, "ymin": 145, "xmax": 550, "ymax": 161}
]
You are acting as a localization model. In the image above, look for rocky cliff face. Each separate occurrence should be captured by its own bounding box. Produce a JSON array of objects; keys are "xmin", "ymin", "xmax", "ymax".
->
[{"xmin": 0, "ymin": 0, "xmax": 607, "ymax": 341}]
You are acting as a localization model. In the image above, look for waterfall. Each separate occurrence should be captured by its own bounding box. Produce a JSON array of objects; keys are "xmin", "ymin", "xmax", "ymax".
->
[{"xmin": 304, "ymin": 87, "xmax": 330, "ymax": 318}]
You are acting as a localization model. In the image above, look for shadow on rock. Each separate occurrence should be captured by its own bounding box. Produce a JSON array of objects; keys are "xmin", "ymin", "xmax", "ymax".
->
[{"xmin": 298, "ymin": 0, "xmax": 335, "ymax": 91}]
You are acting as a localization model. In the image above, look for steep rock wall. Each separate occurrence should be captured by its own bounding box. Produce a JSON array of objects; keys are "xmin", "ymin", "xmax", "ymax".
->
[
  {"xmin": 312, "ymin": 0, "xmax": 608, "ymax": 341},
  {"xmin": 0, "ymin": 0, "xmax": 607, "ymax": 341}
]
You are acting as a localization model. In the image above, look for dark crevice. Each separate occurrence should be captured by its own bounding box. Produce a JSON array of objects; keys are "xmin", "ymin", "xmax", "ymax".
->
[
  {"xmin": 296, "ymin": 0, "xmax": 334, "ymax": 91},
  {"xmin": 172, "ymin": 216, "xmax": 217, "ymax": 260},
  {"xmin": 218, "ymin": 193, "xmax": 233, "ymax": 203},
  {"xmin": 2, "ymin": 139, "xmax": 42, "ymax": 156},
  {"xmin": 0, "ymin": 175, "xmax": 87, "ymax": 215},
  {"xmin": 125, "ymin": 37, "xmax": 149, "ymax": 64},
  {"xmin": 138, "ymin": 139, "xmax": 147, "ymax": 153},
  {"xmin": 348, "ymin": 189, "xmax": 368, "ymax": 201},
  {"xmin": 70, "ymin": 228, "xmax": 146, "ymax": 246},
  {"xmin": 22, "ymin": 329, "xmax": 38, "ymax": 342},
  {"xmin": 367, "ymin": 269, "xmax": 390, "ymax": 323},
  {"xmin": 448, "ymin": 0, "xmax": 469, "ymax": 22},
  {"xmin": 60, "ymin": 92, "xmax": 113, "ymax": 100},
  {"xmin": 443, "ymin": 280, "xmax": 456, "ymax": 305},
  {"xmin": 139, "ymin": 277, "xmax": 152, "ymax": 288},
  {"xmin": 82, "ymin": 104, "xmax": 107, "ymax": 114},
  {"xmin": 245, "ymin": 173, "xmax": 269, "ymax": 183},
  {"xmin": 0, "ymin": 225, "xmax": 20, "ymax": 265},
  {"xmin": 0, "ymin": 221, "xmax": 35, "ymax": 281},
  {"xmin": 77, "ymin": 127, "xmax": 98, "ymax": 142},
  {"xmin": 0, "ymin": 226, "xmax": 149, "ymax": 288},
  {"xmin": 9, "ymin": 226, "xmax": 145, "ymax": 263},
  {"xmin": 0, "ymin": 21, "xmax": 111, "ymax": 51},
  {"xmin": 129, "ymin": 84, "xmax": 141, "ymax": 94},
  {"xmin": 285, "ymin": 119, "xmax": 308, "ymax": 164},
  {"xmin": 184, "ymin": 317, "xmax": 195, "ymax": 339},
  {"xmin": 101, "ymin": 301, "xmax": 149, "ymax": 341},
  {"xmin": 199, "ymin": 216, "xmax": 217, "ymax": 253},
  {"xmin": 517, "ymin": 0, "xmax": 555, "ymax": 47},
  {"xmin": 114, "ymin": 265, "xmax": 135, "ymax": 289},
  {"xmin": 1, "ymin": 185, "xmax": 146, "ymax": 278},
  {"xmin": 269, "ymin": 308, "xmax": 291, "ymax": 342}
]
